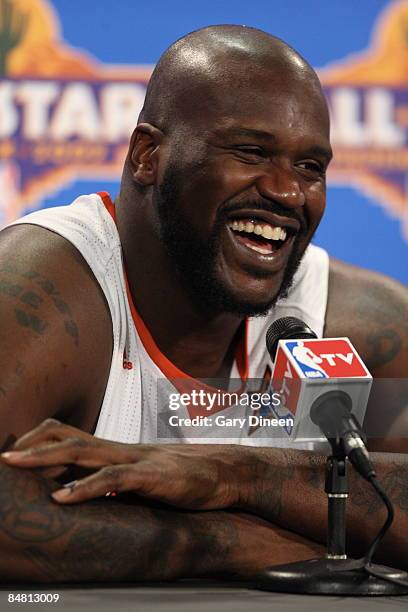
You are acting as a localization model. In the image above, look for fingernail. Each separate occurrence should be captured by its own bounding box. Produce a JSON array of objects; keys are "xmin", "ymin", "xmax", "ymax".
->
[
  {"xmin": 52, "ymin": 488, "xmax": 73, "ymax": 501},
  {"xmin": 63, "ymin": 480, "xmax": 77, "ymax": 490},
  {"xmin": 1, "ymin": 451, "xmax": 23, "ymax": 460}
]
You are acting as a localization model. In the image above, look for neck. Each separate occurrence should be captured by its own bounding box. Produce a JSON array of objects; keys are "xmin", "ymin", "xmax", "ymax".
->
[{"xmin": 116, "ymin": 193, "xmax": 244, "ymax": 379}]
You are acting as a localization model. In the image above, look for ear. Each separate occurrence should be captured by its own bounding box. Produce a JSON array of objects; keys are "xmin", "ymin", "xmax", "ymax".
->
[{"xmin": 128, "ymin": 123, "xmax": 164, "ymax": 186}]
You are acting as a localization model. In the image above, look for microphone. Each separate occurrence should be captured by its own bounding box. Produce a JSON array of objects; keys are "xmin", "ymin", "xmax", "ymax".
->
[
  {"xmin": 266, "ymin": 316, "xmax": 317, "ymax": 360},
  {"xmin": 258, "ymin": 317, "xmax": 408, "ymax": 595},
  {"xmin": 266, "ymin": 317, "xmax": 375, "ymax": 480}
]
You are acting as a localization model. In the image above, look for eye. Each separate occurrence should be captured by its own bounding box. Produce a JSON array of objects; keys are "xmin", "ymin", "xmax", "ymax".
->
[
  {"xmin": 296, "ymin": 160, "xmax": 326, "ymax": 177},
  {"xmin": 232, "ymin": 146, "xmax": 267, "ymax": 162}
]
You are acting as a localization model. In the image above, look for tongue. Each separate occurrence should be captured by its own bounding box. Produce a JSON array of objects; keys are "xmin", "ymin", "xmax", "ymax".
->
[{"xmin": 235, "ymin": 232, "xmax": 276, "ymax": 254}]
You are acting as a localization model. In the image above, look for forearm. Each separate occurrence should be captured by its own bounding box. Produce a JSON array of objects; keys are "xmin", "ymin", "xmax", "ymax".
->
[
  {"xmin": 0, "ymin": 462, "xmax": 187, "ymax": 582},
  {"xmin": 0, "ymin": 463, "xmax": 323, "ymax": 582},
  {"xmin": 239, "ymin": 448, "xmax": 408, "ymax": 568}
]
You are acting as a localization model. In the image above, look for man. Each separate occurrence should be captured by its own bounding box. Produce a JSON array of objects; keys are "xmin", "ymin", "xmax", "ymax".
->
[{"xmin": 0, "ymin": 25, "xmax": 407, "ymax": 583}]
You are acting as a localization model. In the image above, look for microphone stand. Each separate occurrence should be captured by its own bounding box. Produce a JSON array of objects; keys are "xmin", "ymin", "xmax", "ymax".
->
[
  {"xmin": 256, "ymin": 440, "xmax": 408, "ymax": 596},
  {"xmin": 325, "ymin": 440, "xmax": 348, "ymax": 561}
]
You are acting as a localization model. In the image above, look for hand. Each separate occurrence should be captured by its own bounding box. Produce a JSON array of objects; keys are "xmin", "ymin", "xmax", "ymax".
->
[{"xmin": 1, "ymin": 419, "xmax": 254, "ymax": 509}]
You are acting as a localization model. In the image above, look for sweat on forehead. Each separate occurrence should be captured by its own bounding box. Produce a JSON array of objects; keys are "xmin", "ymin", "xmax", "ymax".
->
[{"xmin": 139, "ymin": 25, "xmax": 322, "ymax": 131}]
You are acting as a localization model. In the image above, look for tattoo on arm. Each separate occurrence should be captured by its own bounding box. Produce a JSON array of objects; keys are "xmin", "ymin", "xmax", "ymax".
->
[
  {"xmin": 366, "ymin": 330, "xmax": 402, "ymax": 370},
  {"xmin": 351, "ymin": 463, "xmax": 408, "ymax": 516},
  {"xmin": 303, "ymin": 453, "xmax": 408, "ymax": 519},
  {"xmin": 0, "ymin": 464, "xmax": 237, "ymax": 582},
  {"xmin": 0, "ymin": 265, "xmax": 79, "ymax": 345},
  {"xmin": 15, "ymin": 308, "xmax": 48, "ymax": 335}
]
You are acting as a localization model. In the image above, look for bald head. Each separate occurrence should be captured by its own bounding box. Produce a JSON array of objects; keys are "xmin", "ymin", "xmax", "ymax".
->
[
  {"xmin": 119, "ymin": 25, "xmax": 332, "ymax": 319},
  {"xmin": 139, "ymin": 25, "xmax": 325, "ymax": 133}
]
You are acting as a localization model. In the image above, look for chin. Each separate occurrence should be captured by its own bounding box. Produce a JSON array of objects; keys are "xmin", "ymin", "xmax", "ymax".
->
[
  {"xmin": 211, "ymin": 282, "xmax": 280, "ymax": 317},
  {"xmin": 220, "ymin": 296, "xmax": 278, "ymax": 317},
  {"xmin": 225, "ymin": 272, "xmax": 283, "ymax": 306}
]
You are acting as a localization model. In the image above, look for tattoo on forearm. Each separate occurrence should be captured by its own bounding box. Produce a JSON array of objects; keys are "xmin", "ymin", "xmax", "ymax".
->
[
  {"xmin": 351, "ymin": 463, "xmax": 408, "ymax": 516},
  {"xmin": 0, "ymin": 265, "xmax": 79, "ymax": 346},
  {"xmin": 303, "ymin": 453, "xmax": 408, "ymax": 519},
  {"xmin": 0, "ymin": 464, "xmax": 235, "ymax": 582},
  {"xmin": 0, "ymin": 465, "xmax": 73, "ymax": 543}
]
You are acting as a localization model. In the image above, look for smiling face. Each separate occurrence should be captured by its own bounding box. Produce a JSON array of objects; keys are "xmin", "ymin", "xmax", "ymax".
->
[{"xmin": 153, "ymin": 66, "xmax": 332, "ymax": 316}]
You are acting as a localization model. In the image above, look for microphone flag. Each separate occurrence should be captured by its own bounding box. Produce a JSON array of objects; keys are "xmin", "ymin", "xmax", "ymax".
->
[{"xmin": 271, "ymin": 337, "xmax": 372, "ymax": 442}]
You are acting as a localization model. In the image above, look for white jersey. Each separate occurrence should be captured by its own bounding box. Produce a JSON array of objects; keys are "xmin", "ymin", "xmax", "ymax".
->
[{"xmin": 9, "ymin": 193, "xmax": 329, "ymax": 448}]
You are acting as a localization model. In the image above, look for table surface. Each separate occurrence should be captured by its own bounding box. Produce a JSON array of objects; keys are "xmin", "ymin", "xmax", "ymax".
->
[{"xmin": 2, "ymin": 581, "xmax": 408, "ymax": 612}]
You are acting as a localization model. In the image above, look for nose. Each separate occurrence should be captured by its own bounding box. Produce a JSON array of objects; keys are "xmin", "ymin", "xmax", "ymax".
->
[{"xmin": 256, "ymin": 165, "xmax": 305, "ymax": 209}]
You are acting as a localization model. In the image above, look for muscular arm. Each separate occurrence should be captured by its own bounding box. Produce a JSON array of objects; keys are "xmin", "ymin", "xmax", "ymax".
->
[
  {"xmin": 6, "ymin": 433, "xmax": 406, "ymax": 572},
  {"xmin": 325, "ymin": 258, "xmax": 408, "ymax": 451},
  {"xmin": 0, "ymin": 462, "xmax": 323, "ymax": 582},
  {"xmin": 239, "ymin": 448, "xmax": 408, "ymax": 570},
  {"xmin": 0, "ymin": 224, "xmax": 113, "ymax": 440}
]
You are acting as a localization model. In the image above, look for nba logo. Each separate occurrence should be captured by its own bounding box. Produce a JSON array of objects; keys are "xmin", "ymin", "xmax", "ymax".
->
[
  {"xmin": 285, "ymin": 340, "xmax": 328, "ymax": 378},
  {"xmin": 284, "ymin": 339, "xmax": 370, "ymax": 379},
  {"xmin": 270, "ymin": 337, "xmax": 372, "ymax": 441}
]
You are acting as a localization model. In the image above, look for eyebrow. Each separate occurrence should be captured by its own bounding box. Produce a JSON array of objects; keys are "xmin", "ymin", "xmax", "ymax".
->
[
  {"xmin": 303, "ymin": 145, "xmax": 333, "ymax": 164},
  {"xmin": 214, "ymin": 127, "xmax": 333, "ymax": 163},
  {"xmin": 214, "ymin": 127, "xmax": 277, "ymax": 142}
]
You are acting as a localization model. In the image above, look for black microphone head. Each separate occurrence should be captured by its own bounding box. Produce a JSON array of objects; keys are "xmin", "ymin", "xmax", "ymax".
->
[
  {"xmin": 310, "ymin": 389, "xmax": 352, "ymax": 429},
  {"xmin": 266, "ymin": 316, "xmax": 318, "ymax": 361}
]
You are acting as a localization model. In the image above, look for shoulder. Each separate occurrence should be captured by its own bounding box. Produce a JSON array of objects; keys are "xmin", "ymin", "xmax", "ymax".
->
[
  {"xmin": 324, "ymin": 258, "xmax": 408, "ymax": 377},
  {"xmin": 0, "ymin": 223, "xmax": 113, "ymax": 437}
]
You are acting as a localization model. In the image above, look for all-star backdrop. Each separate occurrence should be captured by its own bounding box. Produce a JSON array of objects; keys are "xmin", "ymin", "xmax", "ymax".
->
[{"xmin": 0, "ymin": 0, "xmax": 407, "ymax": 284}]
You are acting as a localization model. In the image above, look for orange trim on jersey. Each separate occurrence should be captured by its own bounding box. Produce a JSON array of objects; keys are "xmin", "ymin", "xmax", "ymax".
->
[
  {"xmin": 98, "ymin": 191, "xmax": 116, "ymax": 218},
  {"xmin": 98, "ymin": 192, "xmax": 249, "ymax": 413}
]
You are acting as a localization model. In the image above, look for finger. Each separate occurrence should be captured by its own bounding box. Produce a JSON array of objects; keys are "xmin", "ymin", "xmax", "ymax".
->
[
  {"xmin": 13, "ymin": 419, "xmax": 93, "ymax": 450},
  {"xmin": 2, "ymin": 437, "xmax": 140, "ymax": 468},
  {"xmin": 37, "ymin": 465, "xmax": 69, "ymax": 480},
  {"xmin": 51, "ymin": 464, "xmax": 151, "ymax": 504}
]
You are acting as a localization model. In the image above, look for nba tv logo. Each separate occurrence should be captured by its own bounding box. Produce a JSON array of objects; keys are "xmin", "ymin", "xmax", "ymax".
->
[{"xmin": 285, "ymin": 339, "xmax": 368, "ymax": 379}]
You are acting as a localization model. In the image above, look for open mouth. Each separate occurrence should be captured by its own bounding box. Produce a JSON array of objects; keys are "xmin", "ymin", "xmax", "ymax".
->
[{"xmin": 226, "ymin": 217, "xmax": 295, "ymax": 256}]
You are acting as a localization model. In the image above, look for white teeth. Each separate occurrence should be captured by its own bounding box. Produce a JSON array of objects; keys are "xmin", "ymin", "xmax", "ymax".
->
[
  {"xmin": 262, "ymin": 225, "xmax": 274, "ymax": 240},
  {"xmin": 271, "ymin": 227, "xmax": 281, "ymax": 240},
  {"xmin": 227, "ymin": 220, "xmax": 288, "ymax": 241}
]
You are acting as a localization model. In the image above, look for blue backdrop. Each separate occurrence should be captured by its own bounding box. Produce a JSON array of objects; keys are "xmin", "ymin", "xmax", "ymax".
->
[{"xmin": 2, "ymin": 0, "xmax": 407, "ymax": 284}]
